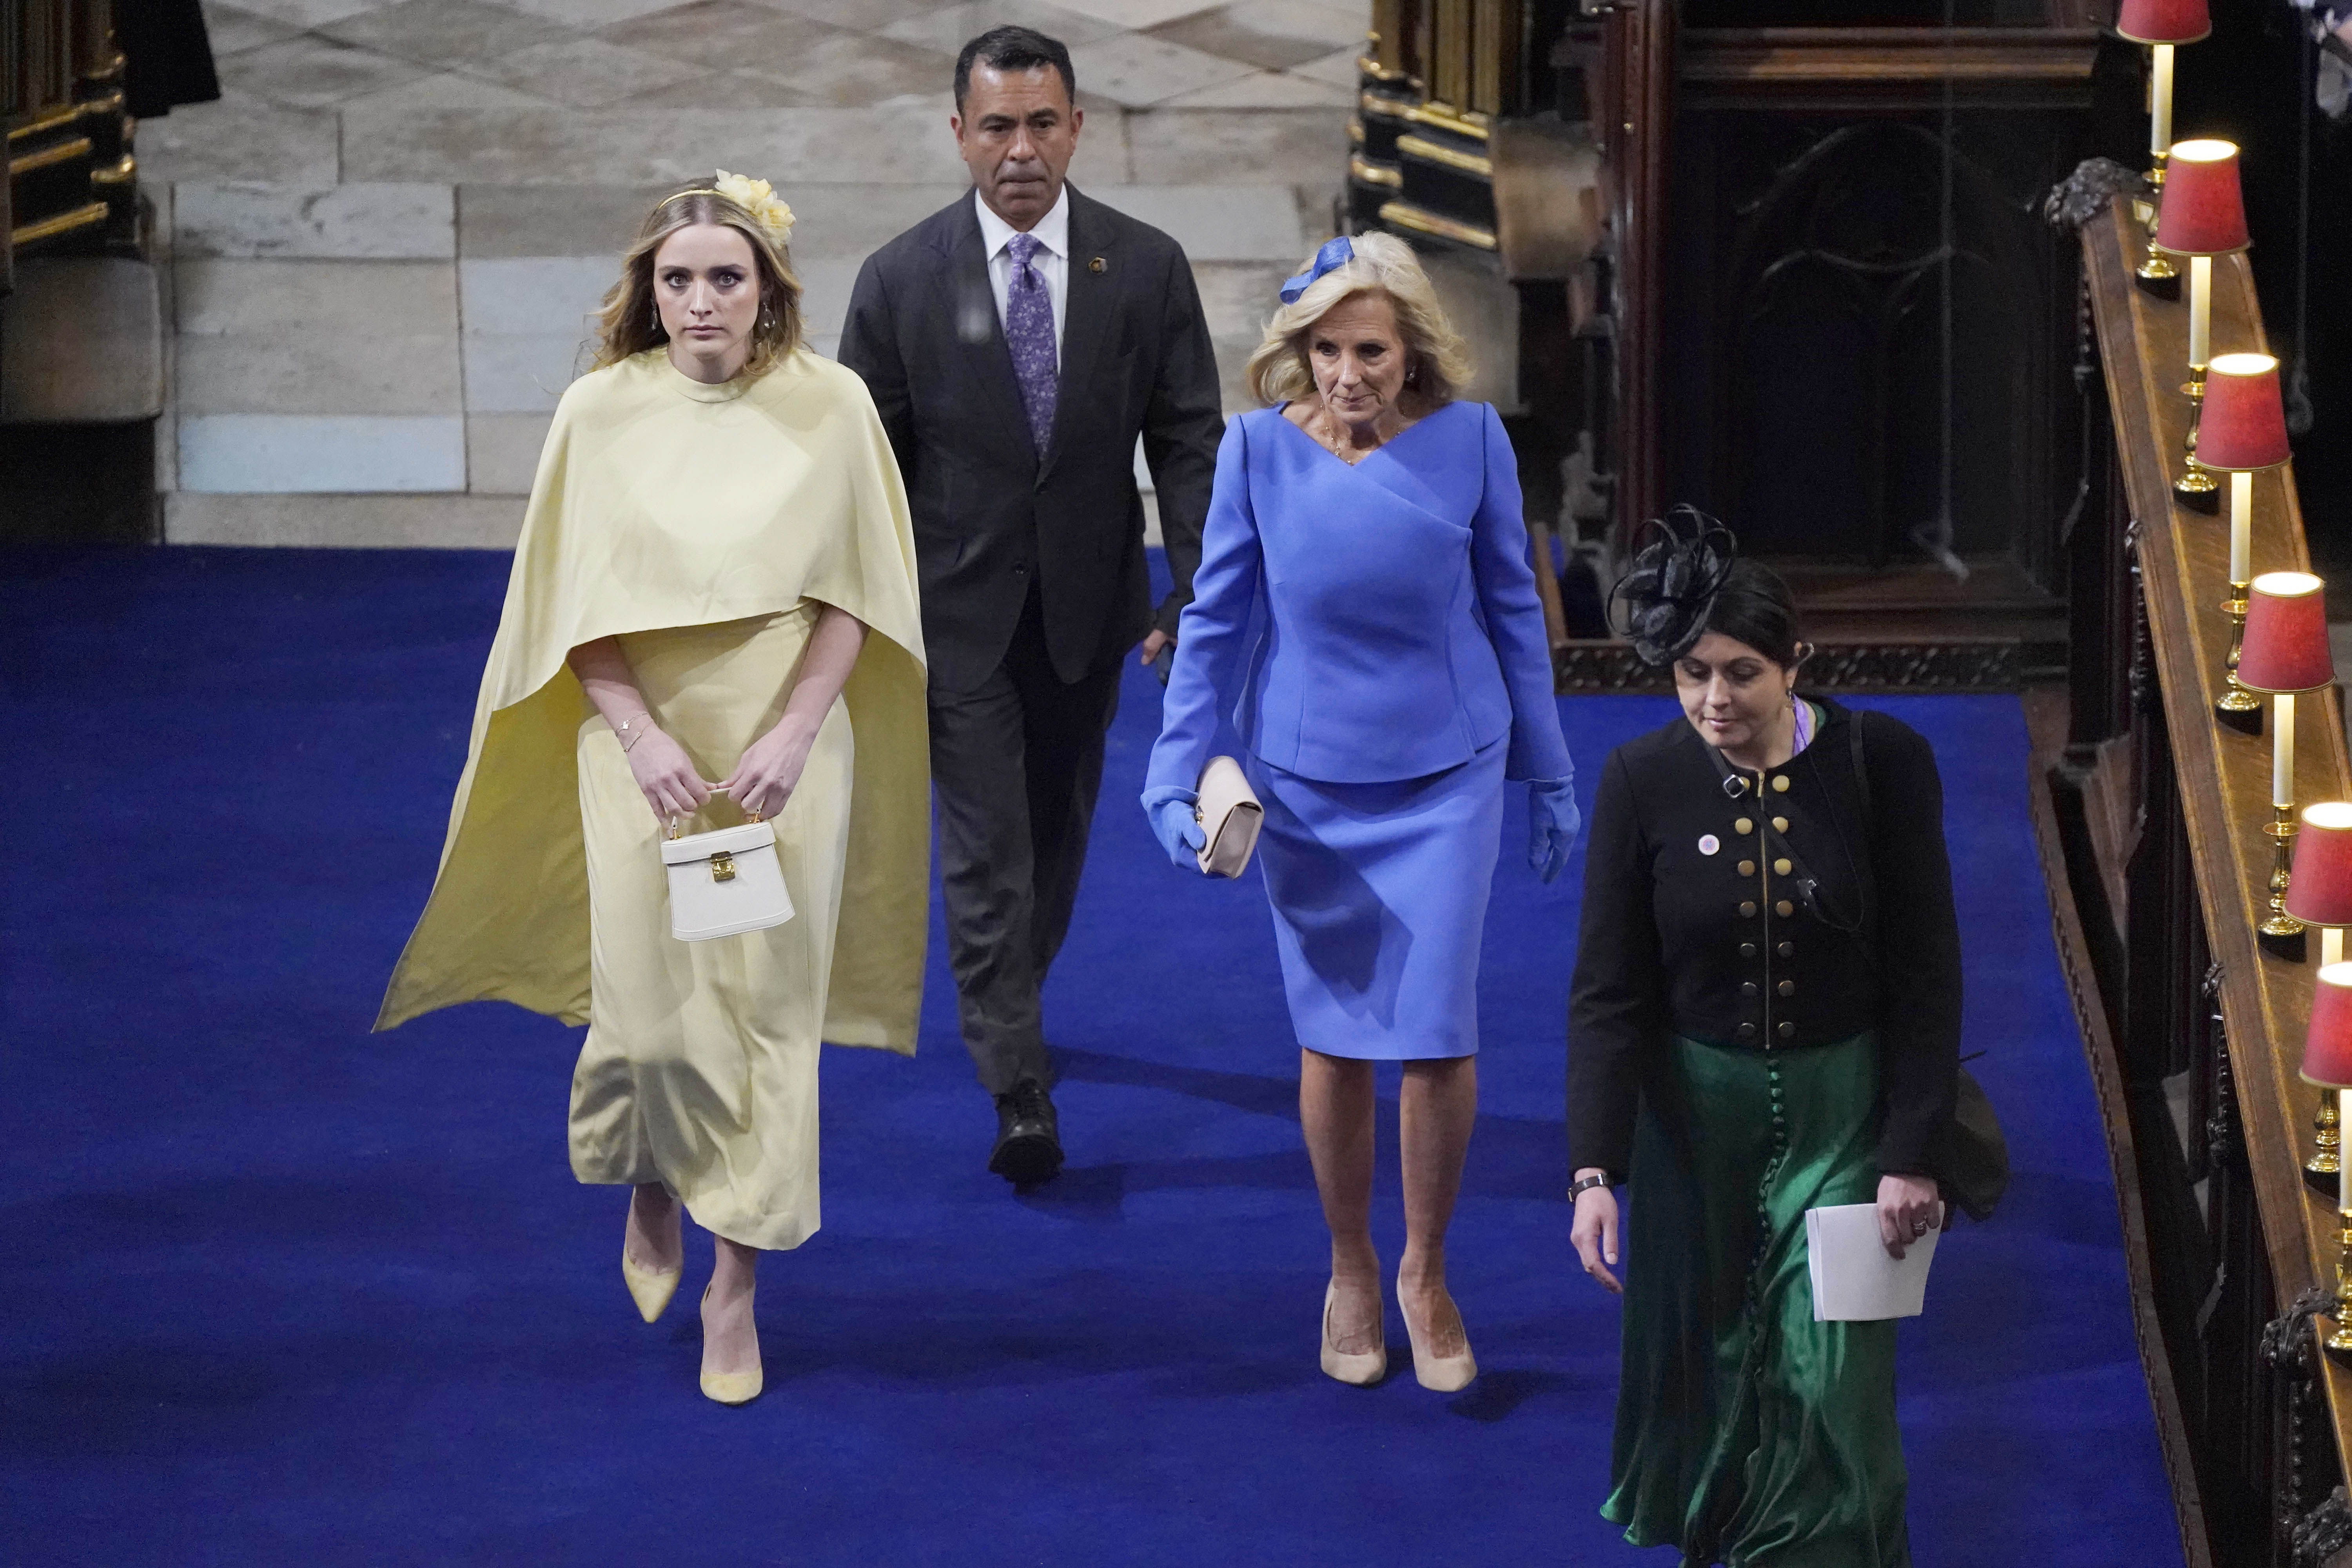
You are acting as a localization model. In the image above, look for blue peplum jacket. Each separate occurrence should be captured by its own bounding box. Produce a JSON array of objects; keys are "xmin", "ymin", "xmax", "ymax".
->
[{"xmin": 1145, "ymin": 398, "xmax": 1571, "ymax": 793}]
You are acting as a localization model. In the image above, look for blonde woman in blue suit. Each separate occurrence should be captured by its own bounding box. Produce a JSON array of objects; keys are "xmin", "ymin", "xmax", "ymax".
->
[{"xmin": 1142, "ymin": 234, "xmax": 1578, "ymax": 1392}]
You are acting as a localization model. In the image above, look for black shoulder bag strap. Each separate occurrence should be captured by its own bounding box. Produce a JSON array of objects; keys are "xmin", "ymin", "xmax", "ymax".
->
[
  {"xmin": 1846, "ymin": 711, "xmax": 2008, "ymax": 1221},
  {"xmin": 1847, "ymin": 718, "xmax": 1877, "ymax": 933}
]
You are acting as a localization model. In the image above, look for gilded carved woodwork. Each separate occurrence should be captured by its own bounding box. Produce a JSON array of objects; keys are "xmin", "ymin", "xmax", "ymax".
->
[
  {"xmin": 4, "ymin": 0, "xmax": 134, "ymax": 266},
  {"xmin": 1345, "ymin": 0, "xmax": 1519, "ymax": 248}
]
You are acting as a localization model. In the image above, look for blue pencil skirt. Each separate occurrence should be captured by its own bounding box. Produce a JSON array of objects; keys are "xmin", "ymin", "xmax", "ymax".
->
[{"xmin": 1245, "ymin": 741, "xmax": 1506, "ymax": 1061}]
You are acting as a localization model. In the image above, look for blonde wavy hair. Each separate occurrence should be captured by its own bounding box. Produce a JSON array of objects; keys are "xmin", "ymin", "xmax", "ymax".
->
[
  {"xmin": 593, "ymin": 184, "xmax": 804, "ymax": 379},
  {"xmin": 1243, "ymin": 231, "xmax": 1473, "ymax": 408}
]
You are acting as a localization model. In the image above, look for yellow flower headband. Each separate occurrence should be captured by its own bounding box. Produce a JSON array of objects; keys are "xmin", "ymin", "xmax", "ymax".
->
[{"xmin": 660, "ymin": 169, "xmax": 795, "ymax": 249}]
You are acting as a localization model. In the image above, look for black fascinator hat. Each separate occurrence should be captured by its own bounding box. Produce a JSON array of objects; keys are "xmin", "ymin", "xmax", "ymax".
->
[
  {"xmin": 1610, "ymin": 506, "xmax": 1740, "ymax": 667},
  {"xmin": 1609, "ymin": 506, "xmax": 1806, "ymax": 670}
]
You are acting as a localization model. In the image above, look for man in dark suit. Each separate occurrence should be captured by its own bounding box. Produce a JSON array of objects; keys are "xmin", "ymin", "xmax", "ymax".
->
[{"xmin": 838, "ymin": 25, "xmax": 1223, "ymax": 1186}]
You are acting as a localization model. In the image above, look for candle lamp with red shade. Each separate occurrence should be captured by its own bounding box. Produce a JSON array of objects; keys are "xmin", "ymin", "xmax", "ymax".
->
[
  {"xmin": 2303, "ymin": 963, "xmax": 2352, "ymax": 1352},
  {"xmin": 2292, "ymin": 805, "xmax": 2352, "ymax": 1183},
  {"xmin": 2238, "ymin": 572, "xmax": 2334, "ymax": 959},
  {"xmin": 2117, "ymin": 0, "xmax": 2211, "ymax": 287},
  {"xmin": 2154, "ymin": 139, "xmax": 2249, "ymax": 505},
  {"xmin": 2199, "ymin": 352, "xmax": 2295, "ymax": 723}
]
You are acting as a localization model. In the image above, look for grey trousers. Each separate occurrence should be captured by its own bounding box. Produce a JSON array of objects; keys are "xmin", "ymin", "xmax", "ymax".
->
[{"xmin": 927, "ymin": 591, "xmax": 1123, "ymax": 1097}]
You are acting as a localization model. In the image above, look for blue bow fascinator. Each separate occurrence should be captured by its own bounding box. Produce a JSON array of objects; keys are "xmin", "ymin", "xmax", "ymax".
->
[{"xmin": 1279, "ymin": 236, "xmax": 1355, "ymax": 305}]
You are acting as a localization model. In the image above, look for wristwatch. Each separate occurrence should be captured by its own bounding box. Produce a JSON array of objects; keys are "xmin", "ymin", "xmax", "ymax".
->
[{"xmin": 1568, "ymin": 1173, "xmax": 1612, "ymax": 1200}]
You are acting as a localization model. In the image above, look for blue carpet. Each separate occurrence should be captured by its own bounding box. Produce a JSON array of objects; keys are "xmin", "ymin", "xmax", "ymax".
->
[{"xmin": 2, "ymin": 546, "xmax": 2178, "ymax": 1566}]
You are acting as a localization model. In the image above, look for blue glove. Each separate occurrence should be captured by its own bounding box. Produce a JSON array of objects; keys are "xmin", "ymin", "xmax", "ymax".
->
[
  {"xmin": 1142, "ymin": 785, "xmax": 1207, "ymax": 870},
  {"xmin": 1528, "ymin": 777, "xmax": 1579, "ymax": 884}
]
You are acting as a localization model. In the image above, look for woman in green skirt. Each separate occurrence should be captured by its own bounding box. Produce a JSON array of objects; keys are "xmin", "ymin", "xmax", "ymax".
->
[{"xmin": 1566, "ymin": 513, "xmax": 1959, "ymax": 1566}]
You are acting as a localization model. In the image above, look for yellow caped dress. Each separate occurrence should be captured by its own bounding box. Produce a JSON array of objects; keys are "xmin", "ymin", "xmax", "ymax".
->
[{"xmin": 376, "ymin": 347, "xmax": 929, "ymax": 1252}]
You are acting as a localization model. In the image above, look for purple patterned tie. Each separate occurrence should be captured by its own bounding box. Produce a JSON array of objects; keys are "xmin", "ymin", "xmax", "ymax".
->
[{"xmin": 1004, "ymin": 232, "xmax": 1057, "ymax": 455}]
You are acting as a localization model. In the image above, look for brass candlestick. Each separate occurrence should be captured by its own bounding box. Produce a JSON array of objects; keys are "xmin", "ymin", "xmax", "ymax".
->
[
  {"xmin": 2320, "ymin": 930, "xmax": 2350, "ymax": 1188},
  {"xmin": 2331, "ymin": 1182, "xmax": 2352, "ymax": 1355},
  {"xmin": 2137, "ymin": 154, "xmax": 2176, "ymax": 284},
  {"xmin": 2217, "ymin": 581, "xmax": 2262, "ymax": 717},
  {"xmin": 2177, "ymin": 362, "xmax": 2217, "ymax": 500},
  {"xmin": 2263, "ymin": 807, "xmax": 2305, "ymax": 940}
]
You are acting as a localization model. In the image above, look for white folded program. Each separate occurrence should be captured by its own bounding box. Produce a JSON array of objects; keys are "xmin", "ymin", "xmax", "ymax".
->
[{"xmin": 1805, "ymin": 1202, "xmax": 1940, "ymax": 1322}]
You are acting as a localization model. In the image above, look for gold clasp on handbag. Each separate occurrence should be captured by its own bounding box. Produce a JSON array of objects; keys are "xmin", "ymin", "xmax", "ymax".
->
[{"xmin": 709, "ymin": 851, "xmax": 736, "ymax": 883}]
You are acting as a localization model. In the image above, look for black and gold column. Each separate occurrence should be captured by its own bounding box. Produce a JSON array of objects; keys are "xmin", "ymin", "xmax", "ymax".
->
[
  {"xmin": 1346, "ymin": 0, "xmax": 1521, "ymax": 252},
  {"xmin": 7, "ymin": 0, "xmax": 136, "ymax": 260},
  {"xmin": 1347, "ymin": 0, "xmax": 1418, "ymax": 232}
]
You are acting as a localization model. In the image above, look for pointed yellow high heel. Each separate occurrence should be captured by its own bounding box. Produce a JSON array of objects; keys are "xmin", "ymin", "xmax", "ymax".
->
[
  {"xmin": 1399, "ymin": 1283, "xmax": 1476, "ymax": 1392},
  {"xmin": 1319, "ymin": 1279, "xmax": 1386, "ymax": 1386},
  {"xmin": 621, "ymin": 1247, "xmax": 681, "ymax": 1325},
  {"xmin": 621, "ymin": 1187, "xmax": 682, "ymax": 1323},
  {"xmin": 698, "ymin": 1282, "xmax": 763, "ymax": 1406}
]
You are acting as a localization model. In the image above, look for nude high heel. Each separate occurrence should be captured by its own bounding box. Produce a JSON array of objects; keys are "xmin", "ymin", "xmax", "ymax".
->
[
  {"xmin": 622, "ymin": 1248, "xmax": 681, "ymax": 1324},
  {"xmin": 698, "ymin": 1282, "xmax": 763, "ymax": 1406},
  {"xmin": 1398, "ymin": 1283, "xmax": 1476, "ymax": 1392},
  {"xmin": 621, "ymin": 1191, "xmax": 682, "ymax": 1324},
  {"xmin": 1319, "ymin": 1279, "xmax": 1386, "ymax": 1386}
]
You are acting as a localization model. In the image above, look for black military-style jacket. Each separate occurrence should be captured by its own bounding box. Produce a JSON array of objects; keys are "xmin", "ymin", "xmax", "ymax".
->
[{"xmin": 1566, "ymin": 697, "xmax": 1961, "ymax": 1180}]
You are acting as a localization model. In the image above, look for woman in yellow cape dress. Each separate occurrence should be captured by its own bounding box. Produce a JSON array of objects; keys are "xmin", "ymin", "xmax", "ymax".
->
[{"xmin": 376, "ymin": 176, "xmax": 929, "ymax": 1405}]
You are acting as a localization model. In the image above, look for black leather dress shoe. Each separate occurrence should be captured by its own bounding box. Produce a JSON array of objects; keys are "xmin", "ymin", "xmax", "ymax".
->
[{"xmin": 989, "ymin": 1079, "xmax": 1063, "ymax": 1185}]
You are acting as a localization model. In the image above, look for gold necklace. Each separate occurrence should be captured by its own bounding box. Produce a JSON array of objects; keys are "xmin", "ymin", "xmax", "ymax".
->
[{"xmin": 1310, "ymin": 408, "xmax": 1387, "ymax": 463}]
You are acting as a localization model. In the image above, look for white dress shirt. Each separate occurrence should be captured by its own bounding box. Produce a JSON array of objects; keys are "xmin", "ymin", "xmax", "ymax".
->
[{"xmin": 975, "ymin": 186, "xmax": 1069, "ymax": 368}]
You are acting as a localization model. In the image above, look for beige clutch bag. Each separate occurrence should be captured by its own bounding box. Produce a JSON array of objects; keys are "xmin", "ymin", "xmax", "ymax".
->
[{"xmin": 1194, "ymin": 755, "xmax": 1264, "ymax": 878}]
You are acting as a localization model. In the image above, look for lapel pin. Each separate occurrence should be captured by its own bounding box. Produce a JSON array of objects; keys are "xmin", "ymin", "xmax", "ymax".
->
[{"xmin": 1088, "ymin": 256, "xmax": 1106, "ymax": 273}]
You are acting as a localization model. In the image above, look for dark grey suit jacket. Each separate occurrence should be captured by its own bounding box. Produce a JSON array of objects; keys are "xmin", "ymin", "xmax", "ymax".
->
[{"xmin": 837, "ymin": 185, "xmax": 1224, "ymax": 695}]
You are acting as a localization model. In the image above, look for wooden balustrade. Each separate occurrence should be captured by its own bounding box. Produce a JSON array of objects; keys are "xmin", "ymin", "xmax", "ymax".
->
[{"xmin": 2040, "ymin": 195, "xmax": 2352, "ymax": 1568}]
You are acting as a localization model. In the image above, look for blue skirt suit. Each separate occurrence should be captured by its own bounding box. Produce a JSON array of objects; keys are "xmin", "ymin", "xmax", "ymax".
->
[{"xmin": 1144, "ymin": 400, "xmax": 1572, "ymax": 1060}]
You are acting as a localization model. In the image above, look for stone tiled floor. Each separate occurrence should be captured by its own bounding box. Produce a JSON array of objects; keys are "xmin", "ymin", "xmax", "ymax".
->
[{"xmin": 146, "ymin": 0, "xmax": 1367, "ymax": 544}]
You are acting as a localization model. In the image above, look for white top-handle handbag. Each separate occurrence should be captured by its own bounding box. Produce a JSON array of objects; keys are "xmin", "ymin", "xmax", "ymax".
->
[
  {"xmin": 1194, "ymin": 755, "xmax": 1264, "ymax": 878},
  {"xmin": 662, "ymin": 814, "xmax": 795, "ymax": 942}
]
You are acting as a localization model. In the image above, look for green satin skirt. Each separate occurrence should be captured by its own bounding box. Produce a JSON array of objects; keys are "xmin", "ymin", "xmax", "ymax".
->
[{"xmin": 1601, "ymin": 1033, "xmax": 1910, "ymax": 1567}]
